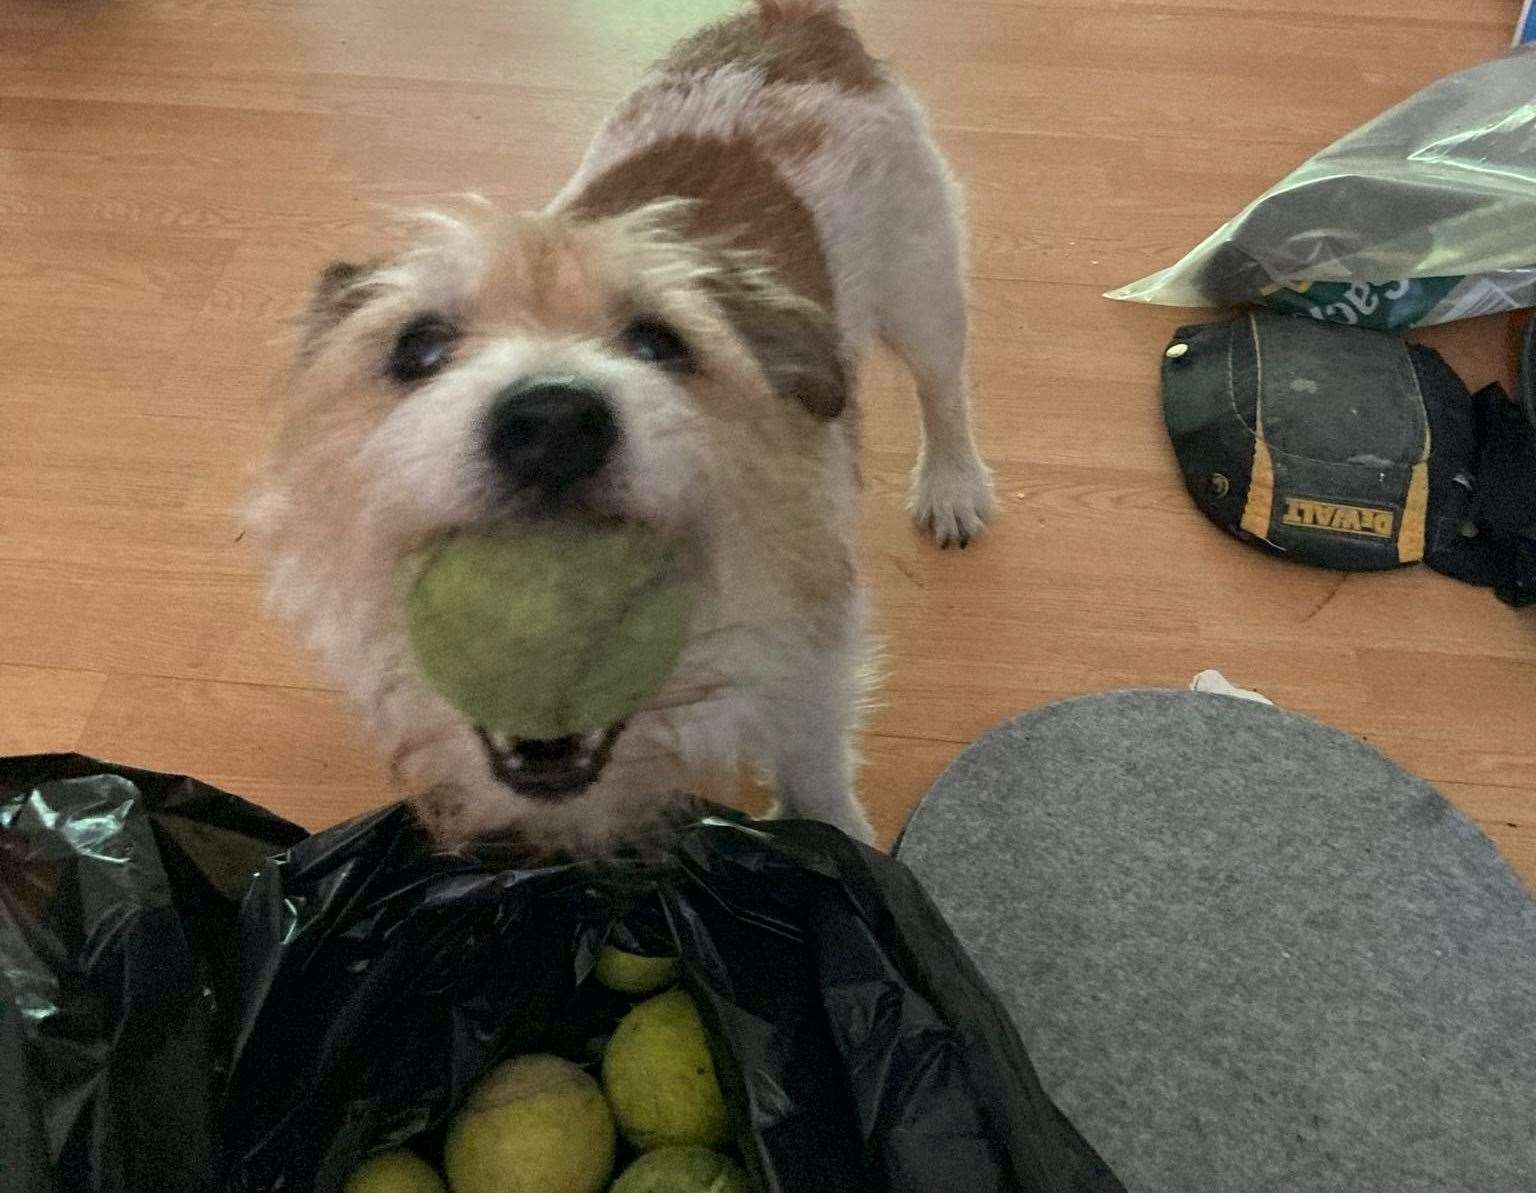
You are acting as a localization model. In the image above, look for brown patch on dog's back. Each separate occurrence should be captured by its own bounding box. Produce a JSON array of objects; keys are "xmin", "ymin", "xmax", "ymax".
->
[
  {"xmin": 664, "ymin": 8, "xmax": 885, "ymax": 93},
  {"xmin": 564, "ymin": 135, "xmax": 832, "ymax": 312},
  {"xmin": 563, "ymin": 136, "xmax": 848, "ymax": 419}
]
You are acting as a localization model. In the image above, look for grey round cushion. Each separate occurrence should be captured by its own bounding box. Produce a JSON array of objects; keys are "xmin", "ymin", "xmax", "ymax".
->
[{"xmin": 896, "ymin": 691, "xmax": 1536, "ymax": 1193}]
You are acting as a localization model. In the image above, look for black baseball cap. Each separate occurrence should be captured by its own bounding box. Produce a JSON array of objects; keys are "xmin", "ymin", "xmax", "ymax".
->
[{"xmin": 1162, "ymin": 311, "xmax": 1477, "ymax": 572}]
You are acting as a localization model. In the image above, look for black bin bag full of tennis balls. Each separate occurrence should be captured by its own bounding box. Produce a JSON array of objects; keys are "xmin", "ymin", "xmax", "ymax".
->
[{"xmin": 0, "ymin": 754, "xmax": 1126, "ymax": 1193}]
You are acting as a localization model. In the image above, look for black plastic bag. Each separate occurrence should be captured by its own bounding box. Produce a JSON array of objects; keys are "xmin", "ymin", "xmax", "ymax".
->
[{"xmin": 1, "ymin": 755, "xmax": 1124, "ymax": 1193}]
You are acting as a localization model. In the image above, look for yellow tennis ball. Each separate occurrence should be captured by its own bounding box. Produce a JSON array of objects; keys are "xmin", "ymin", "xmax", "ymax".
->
[
  {"xmin": 609, "ymin": 1147, "xmax": 752, "ymax": 1193},
  {"xmin": 601, "ymin": 990, "xmax": 731, "ymax": 1152},
  {"xmin": 343, "ymin": 1150, "xmax": 448, "ymax": 1193},
  {"xmin": 594, "ymin": 945, "xmax": 681, "ymax": 995},
  {"xmin": 405, "ymin": 525, "xmax": 692, "ymax": 742},
  {"xmin": 443, "ymin": 1055, "xmax": 615, "ymax": 1193}
]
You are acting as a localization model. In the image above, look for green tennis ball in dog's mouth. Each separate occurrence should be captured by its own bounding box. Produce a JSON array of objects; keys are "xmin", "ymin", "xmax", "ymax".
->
[{"xmin": 404, "ymin": 524, "xmax": 692, "ymax": 743}]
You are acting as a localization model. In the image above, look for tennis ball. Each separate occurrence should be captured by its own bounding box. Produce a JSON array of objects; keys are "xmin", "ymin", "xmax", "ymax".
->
[
  {"xmin": 344, "ymin": 1150, "xmax": 448, "ymax": 1193},
  {"xmin": 404, "ymin": 525, "xmax": 691, "ymax": 742},
  {"xmin": 443, "ymin": 1054, "xmax": 615, "ymax": 1193},
  {"xmin": 594, "ymin": 944, "xmax": 680, "ymax": 995},
  {"xmin": 602, "ymin": 990, "xmax": 731, "ymax": 1152},
  {"xmin": 609, "ymin": 1147, "xmax": 752, "ymax": 1193}
]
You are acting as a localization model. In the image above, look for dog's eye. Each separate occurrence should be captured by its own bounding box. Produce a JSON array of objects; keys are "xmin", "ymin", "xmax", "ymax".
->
[
  {"xmin": 389, "ymin": 315, "xmax": 459, "ymax": 383},
  {"xmin": 623, "ymin": 318, "xmax": 694, "ymax": 372}
]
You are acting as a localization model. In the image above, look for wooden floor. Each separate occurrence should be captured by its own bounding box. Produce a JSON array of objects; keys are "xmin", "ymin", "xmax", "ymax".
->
[{"xmin": 3, "ymin": 0, "xmax": 1532, "ymax": 883}]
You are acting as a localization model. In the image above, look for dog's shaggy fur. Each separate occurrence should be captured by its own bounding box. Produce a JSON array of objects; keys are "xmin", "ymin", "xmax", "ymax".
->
[{"xmin": 246, "ymin": 0, "xmax": 993, "ymax": 851}]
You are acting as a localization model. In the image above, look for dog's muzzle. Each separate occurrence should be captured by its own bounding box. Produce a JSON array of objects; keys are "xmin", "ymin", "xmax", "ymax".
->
[{"xmin": 474, "ymin": 724, "xmax": 625, "ymax": 801}]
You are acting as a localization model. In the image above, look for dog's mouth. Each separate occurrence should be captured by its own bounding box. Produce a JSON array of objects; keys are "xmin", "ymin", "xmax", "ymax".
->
[{"xmin": 474, "ymin": 724, "xmax": 624, "ymax": 801}]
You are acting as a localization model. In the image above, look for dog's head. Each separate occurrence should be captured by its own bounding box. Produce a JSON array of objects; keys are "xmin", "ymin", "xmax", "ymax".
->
[{"xmin": 247, "ymin": 202, "xmax": 850, "ymax": 843}]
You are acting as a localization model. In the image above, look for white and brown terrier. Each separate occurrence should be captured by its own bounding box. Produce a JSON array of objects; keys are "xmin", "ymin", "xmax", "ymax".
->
[{"xmin": 247, "ymin": 0, "xmax": 993, "ymax": 851}]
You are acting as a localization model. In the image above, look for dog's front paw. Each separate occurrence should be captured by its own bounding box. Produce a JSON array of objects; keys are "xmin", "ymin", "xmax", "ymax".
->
[{"xmin": 910, "ymin": 452, "xmax": 995, "ymax": 549}]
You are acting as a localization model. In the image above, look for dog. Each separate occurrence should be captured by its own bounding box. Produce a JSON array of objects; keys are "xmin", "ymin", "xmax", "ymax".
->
[{"xmin": 246, "ymin": 0, "xmax": 993, "ymax": 851}]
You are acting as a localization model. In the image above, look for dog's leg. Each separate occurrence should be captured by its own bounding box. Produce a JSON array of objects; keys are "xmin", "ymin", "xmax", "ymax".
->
[
  {"xmin": 769, "ymin": 707, "xmax": 874, "ymax": 844},
  {"xmin": 878, "ymin": 167, "xmax": 995, "ymax": 548},
  {"xmin": 758, "ymin": 645, "xmax": 874, "ymax": 843}
]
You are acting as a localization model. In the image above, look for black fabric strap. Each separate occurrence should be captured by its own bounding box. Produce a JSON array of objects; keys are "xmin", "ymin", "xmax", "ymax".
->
[{"xmin": 1425, "ymin": 383, "xmax": 1536, "ymax": 608}]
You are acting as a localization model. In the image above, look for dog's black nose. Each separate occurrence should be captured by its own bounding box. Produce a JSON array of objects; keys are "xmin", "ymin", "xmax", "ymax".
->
[{"xmin": 485, "ymin": 378, "xmax": 619, "ymax": 498}]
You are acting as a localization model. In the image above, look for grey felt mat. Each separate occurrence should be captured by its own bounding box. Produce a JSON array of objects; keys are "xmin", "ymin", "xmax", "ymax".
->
[{"xmin": 896, "ymin": 691, "xmax": 1536, "ymax": 1193}]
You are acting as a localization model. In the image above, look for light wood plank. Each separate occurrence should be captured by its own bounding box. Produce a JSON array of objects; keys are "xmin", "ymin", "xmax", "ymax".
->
[
  {"xmin": 76, "ymin": 674, "xmax": 390, "ymax": 828},
  {"xmin": 0, "ymin": 665, "xmax": 107, "ymax": 755}
]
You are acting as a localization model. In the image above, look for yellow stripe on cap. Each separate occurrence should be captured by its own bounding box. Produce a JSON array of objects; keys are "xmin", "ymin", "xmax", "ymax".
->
[
  {"xmin": 1398, "ymin": 423, "xmax": 1432, "ymax": 563},
  {"xmin": 1241, "ymin": 416, "xmax": 1276, "ymax": 542},
  {"xmin": 1240, "ymin": 315, "xmax": 1276, "ymax": 542}
]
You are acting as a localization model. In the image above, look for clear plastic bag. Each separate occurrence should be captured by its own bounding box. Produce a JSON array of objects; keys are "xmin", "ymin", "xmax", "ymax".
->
[{"xmin": 1107, "ymin": 46, "xmax": 1536, "ymax": 329}]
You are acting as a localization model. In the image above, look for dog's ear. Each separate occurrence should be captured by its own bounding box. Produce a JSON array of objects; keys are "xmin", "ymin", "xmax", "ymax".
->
[
  {"xmin": 303, "ymin": 260, "xmax": 375, "ymax": 346},
  {"xmin": 706, "ymin": 264, "xmax": 849, "ymax": 420}
]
